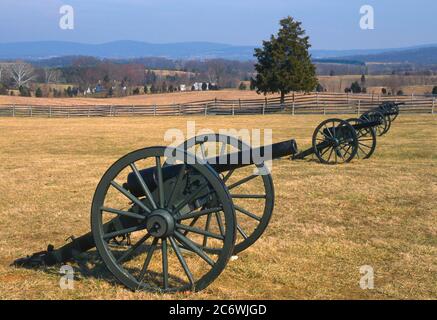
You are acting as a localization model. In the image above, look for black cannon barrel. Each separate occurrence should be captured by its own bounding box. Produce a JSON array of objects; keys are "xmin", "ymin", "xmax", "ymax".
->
[
  {"xmin": 126, "ymin": 140, "xmax": 298, "ymax": 198},
  {"xmin": 209, "ymin": 139, "xmax": 298, "ymax": 173},
  {"xmin": 352, "ymin": 120, "xmax": 381, "ymax": 130}
]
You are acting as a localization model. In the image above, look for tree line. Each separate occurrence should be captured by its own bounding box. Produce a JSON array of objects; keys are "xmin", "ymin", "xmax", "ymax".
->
[{"xmin": 0, "ymin": 57, "xmax": 255, "ymax": 98}]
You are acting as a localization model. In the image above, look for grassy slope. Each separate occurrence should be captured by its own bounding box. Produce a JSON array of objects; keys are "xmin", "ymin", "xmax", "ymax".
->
[
  {"xmin": 0, "ymin": 115, "xmax": 435, "ymax": 300},
  {"xmin": 0, "ymin": 90, "xmax": 279, "ymax": 107}
]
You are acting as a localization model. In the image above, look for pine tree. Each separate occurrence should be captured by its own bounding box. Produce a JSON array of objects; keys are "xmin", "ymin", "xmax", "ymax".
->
[
  {"xmin": 35, "ymin": 87, "xmax": 43, "ymax": 97},
  {"xmin": 253, "ymin": 16, "xmax": 317, "ymax": 103},
  {"xmin": 350, "ymin": 81, "xmax": 362, "ymax": 94}
]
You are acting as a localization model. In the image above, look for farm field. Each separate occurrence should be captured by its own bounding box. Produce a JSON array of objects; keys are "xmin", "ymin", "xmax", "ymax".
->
[
  {"xmin": 0, "ymin": 90, "xmax": 280, "ymax": 107},
  {"xmin": 318, "ymin": 75, "xmax": 437, "ymax": 95},
  {"xmin": 0, "ymin": 114, "xmax": 436, "ymax": 300}
]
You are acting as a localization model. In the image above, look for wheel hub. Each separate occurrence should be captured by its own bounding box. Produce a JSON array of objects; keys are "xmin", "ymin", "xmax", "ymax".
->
[{"xmin": 146, "ymin": 209, "xmax": 175, "ymax": 238}]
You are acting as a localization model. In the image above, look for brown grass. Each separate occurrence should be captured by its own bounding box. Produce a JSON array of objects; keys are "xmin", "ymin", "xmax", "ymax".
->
[
  {"xmin": 318, "ymin": 75, "xmax": 437, "ymax": 94},
  {"xmin": 0, "ymin": 114, "xmax": 436, "ymax": 300},
  {"xmin": 0, "ymin": 90, "xmax": 279, "ymax": 107}
]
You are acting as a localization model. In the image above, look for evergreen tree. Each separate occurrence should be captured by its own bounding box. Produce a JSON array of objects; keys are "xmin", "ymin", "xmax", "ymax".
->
[
  {"xmin": 316, "ymin": 83, "xmax": 324, "ymax": 92},
  {"xmin": 252, "ymin": 16, "xmax": 317, "ymax": 103},
  {"xmin": 35, "ymin": 87, "xmax": 43, "ymax": 97},
  {"xmin": 350, "ymin": 81, "xmax": 362, "ymax": 94},
  {"xmin": 19, "ymin": 86, "xmax": 31, "ymax": 97}
]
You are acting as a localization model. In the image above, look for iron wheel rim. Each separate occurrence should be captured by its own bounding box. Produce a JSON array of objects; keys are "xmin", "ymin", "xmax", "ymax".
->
[{"xmin": 91, "ymin": 146, "xmax": 236, "ymax": 292}]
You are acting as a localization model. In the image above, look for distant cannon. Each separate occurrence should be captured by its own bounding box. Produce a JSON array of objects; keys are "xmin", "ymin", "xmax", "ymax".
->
[{"xmin": 292, "ymin": 101, "xmax": 402, "ymax": 164}]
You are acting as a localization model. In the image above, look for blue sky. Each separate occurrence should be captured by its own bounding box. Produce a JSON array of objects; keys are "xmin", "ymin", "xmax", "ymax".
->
[{"xmin": 0, "ymin": 0, "xmax": 435, "ymax": 49}]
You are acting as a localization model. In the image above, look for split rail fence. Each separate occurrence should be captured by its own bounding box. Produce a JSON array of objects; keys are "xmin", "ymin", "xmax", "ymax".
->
[{"xmin": 0, "ymin": 92, "xmax": 435, "ymax": 118}]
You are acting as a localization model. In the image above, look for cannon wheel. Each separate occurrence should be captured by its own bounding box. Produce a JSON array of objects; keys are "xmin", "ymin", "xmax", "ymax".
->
[
  {"xmin": 177, "ymin": 134, "xmax": 274, "ymax": 254},
  {"xmin": 91, "ymin": 146, "xmax": 236, "ymax": 292},
  {"xmin": 391, "ymin": 104, "xmax": 400, "ymax": 121},
  {"xmin": 360, "ymin": 110, "xmax": 389, "ymax": 136},
  {"xmin": 312, "ymin": 118, "xmax": 358, "ymax": 165},
  {"xmin": 346, "ymin": 118, "xmax": 377, "ymax": 159},
  {"xmin": 380, "ymin": 102, "xmax": 400, "ymax": 122}
]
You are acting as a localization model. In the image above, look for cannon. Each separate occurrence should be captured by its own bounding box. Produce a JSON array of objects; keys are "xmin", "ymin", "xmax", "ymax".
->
[
  {"xmin": 292, "ymin": 101, "xmax": 402, "ymax": 164},
  {"xmin": 13, "ymin": 102, "xmax": 401, "ymax": 292},
  {"xmin": 292, "ymin": 118, "xmax": 379, "ymax": 164},
  {"xmin": 360, "ymin": 102, "xmax": 404, "ymax": 136},
  {"xmin": 14, "ymin": 136, "xmax": 298, "ymax": 292}
]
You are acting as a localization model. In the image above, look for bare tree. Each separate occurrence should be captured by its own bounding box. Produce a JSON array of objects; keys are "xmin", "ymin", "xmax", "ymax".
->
[
  {"xmin": 0, "ymin": 63, "xmax": 9, "ymax": 83},
  {"xmin": 10, "ymin": 62, "xmax": 35, "ymax": 87},
  {"xmin": 44, "ymin": 68, "xmax": 62, "ymax": 84},
  {"xmin": 206, "ymin": 59, "xmax": 226, "ymax": 86}
]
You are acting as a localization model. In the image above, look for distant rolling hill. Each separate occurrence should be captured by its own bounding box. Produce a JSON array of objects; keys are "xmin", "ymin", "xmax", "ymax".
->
[
  {"xmin": 337, "ymin": 46, "xmax": 437, "ymax": 65},
  {"xmin": 1, "ymin": 41, "xmax": 437, "ymax": 64},
  {"xmin": 0, "ymin": 41, "xmax": 256, "ymax": 61}
]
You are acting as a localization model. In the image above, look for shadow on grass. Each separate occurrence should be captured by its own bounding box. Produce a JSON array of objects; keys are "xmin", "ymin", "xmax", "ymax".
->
[{"xmin": 13, "ymin": 245, "xmax": 188, "ymax": 291}]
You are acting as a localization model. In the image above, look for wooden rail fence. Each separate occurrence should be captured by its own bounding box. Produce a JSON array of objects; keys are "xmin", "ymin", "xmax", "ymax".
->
[{"xmin": 0, "ymin": 92, "xmax": 435, "ymax": 118}]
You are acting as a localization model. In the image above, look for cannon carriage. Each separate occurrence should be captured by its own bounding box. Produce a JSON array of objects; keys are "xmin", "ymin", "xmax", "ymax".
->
[
  {"xmin": 14, "ymin": 102, "xmax": 402, "ymax": 292},
  {"xmin": 292, "ymin": 101, "xmax": 403, "ymax": 164}
]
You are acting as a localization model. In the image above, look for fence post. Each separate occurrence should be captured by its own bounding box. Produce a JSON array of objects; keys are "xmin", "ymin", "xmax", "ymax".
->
[
  {"xmin": 153, "ymin": 105, "xmax": 156, "ymax": 116},
  {"xmin": 316, "ymin": 92, "xmax": 319, "ymax": 109},
  {"xmin": 432, "ymin": 97, "xmax": 435, "ymax": 115},
  {"xmin": 12, "ymin": 105, "xmax": 15, "ymax": 117},
  {"xmin": 131, "ymin": 105, "xmax": 134, "ymax": 116},
  {"xmin": 238, "ymin": 99, "xmax": 241, "ymax": 110},
  {"xmin": 49, "ymin": 106, "xmax": 52, "ymax": 118},
  {"xmin": 292, "ymin": 101, "xmax": 295, "ymax": 115},
  {"xmin": 67, "ymin": 108, "xmax": 70, "ymax": 118},
  {"xmin": 411, "ymin": 93, "xmax": 414, "ymax": 104},
  {"xmin": 178, "ymin": 104, "xmax": 182, "ymax": 116},
  {"xmin": 262, "ymin": 102, "xmax": 265, "ymax": 115},
  {"xmin": 30, "ymin": 106, "xmax": 32, "ymax": 117},
  {"xmin": 357, "ymin": 100, "xmax": 361, "ymax": 116},
  {"xmin": 110, "ymin": 105, "xmax": 113, "ymax": 117},
  {"xmin": 204, "ymin": 104, "xmax": 208, "ymax": 116},
  {"xmin": 232, "ymin": 103, "xmax": 235, "ymax": 116},
  {"xmin": 323, "ymin": 102, "xmax": 326, "ymax": 115},
  {"xmin": 88, "ymin": 107, "xmax": 91, "ymax": 118}
]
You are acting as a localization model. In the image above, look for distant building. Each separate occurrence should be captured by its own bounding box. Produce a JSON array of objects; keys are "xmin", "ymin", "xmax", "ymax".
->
[
  {"xmin": 192, "ymin": 82, "xmax": 215, "ymax": 91},
  {"xmin": 192, "ymin": 82, "xmax": 203, "ymax": 91},
  {"xmin": 95, "ymin": 84, "xmax": 104, "ymax": 93}
]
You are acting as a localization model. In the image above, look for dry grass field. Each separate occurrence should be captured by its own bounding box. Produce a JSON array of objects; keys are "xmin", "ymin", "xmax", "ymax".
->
[
  {"xmin": 318, "ymin": 75, "xmax": 437, "ymax": 95},
  {"xmin": 0, "ymin": 90, "xmax": 280, "ymax": 107},
  {"xmin": 0, "ymin": 114, "xmax": 436, "ymax": 300}
]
